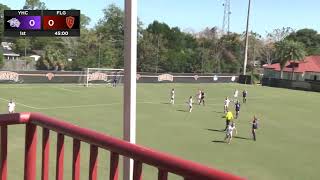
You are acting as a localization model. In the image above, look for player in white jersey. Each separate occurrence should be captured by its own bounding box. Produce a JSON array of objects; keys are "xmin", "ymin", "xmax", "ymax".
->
[
  {"xmin": 224, "ymin": 97, "xmax": 230, "ymax": 113},
  {"xmin": 197, "ymin": 90, "xmax": 202, "ymax": 104},
  {"xmin": 8, "ymin": 99, "xmax": 16, "ymax": 114},
  {"xmin": 233, "ymin": 89, "xmax": 239, "ymax": 102},
  {"xmin": 224, "ymin": 122, "xmax": 237, "ymax": 144},
  {"xmin": 188, "ymin": 96, "xmax": 193, "ymax": 112},
  {"xmin": 170, "ymin": 89, "xmax": 175, "ymax": 104}
]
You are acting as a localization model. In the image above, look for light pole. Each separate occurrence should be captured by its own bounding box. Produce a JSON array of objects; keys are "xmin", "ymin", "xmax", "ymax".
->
[
  {"xmin": 243, "ymin": 0, "xmax": 252, "ymax": 75},
  {"xmin": 98, "ymin": 34, "xmax": 101, "ymax": 68},
  {"xmin": 123, "ymin": 0, "xmax": 137, "ymax": 180},
  {"xmin": 156, "ymin": 35, "xmax": 160, "ymax": 73}
]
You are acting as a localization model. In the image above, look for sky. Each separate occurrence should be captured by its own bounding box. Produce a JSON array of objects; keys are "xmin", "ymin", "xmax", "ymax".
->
[{"xmin": 3, "ymin": 0, "xmax": 320, "ymax": 37}]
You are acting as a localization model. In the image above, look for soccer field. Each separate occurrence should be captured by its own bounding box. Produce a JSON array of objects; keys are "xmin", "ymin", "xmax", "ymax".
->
[{"xmin": 0, "ymin": 83, "xmax": 319, "ymax": 180}]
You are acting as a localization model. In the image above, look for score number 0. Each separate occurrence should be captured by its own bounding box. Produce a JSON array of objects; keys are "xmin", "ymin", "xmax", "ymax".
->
[
  {"xmin": 29, "ymin": 20, "xmax": 36, "ymax": 27},
  {"xmin": 28, "ymin": 20, "xmax": 54, "ymax": 27}
]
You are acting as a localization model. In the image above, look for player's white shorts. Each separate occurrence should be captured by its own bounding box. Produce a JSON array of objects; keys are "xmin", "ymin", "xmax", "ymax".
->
[{"xmin": 226, "ymin": 132, "xmax": 233, "ymax": 138}]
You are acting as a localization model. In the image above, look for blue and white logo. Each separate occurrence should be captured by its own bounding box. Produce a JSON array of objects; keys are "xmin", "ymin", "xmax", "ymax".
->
[{"xmin": 7, "ymin": 18, "xmax": 21, "ymax": 28}]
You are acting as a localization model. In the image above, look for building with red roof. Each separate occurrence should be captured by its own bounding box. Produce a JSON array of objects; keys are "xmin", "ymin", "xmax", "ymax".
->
[{"xmin": 263, "ymin": 56, "xmax": 320, "ymax": 81}]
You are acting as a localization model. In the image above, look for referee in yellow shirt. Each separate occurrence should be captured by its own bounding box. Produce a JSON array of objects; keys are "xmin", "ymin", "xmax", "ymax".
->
[{"xmin": 224, "ymin": 110, "xmax": 234, "ymax": 131}]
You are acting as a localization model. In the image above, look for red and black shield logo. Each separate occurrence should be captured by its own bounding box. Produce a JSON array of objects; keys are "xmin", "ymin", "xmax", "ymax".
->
[{"xmin": 66, "ymin": 16, "xmax": 75, "ymax": 29}]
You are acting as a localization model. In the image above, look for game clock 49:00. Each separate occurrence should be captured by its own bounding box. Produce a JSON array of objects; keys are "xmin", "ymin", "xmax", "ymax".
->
[{"xmin": 3, "ymin": 10, "xmax": 80, "ymax": 37}]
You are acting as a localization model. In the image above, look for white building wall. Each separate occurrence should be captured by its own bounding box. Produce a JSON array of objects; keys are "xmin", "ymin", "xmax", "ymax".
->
[{"xmin": 305, "ymin": 72, "xmax": 320, "ymax": 81}]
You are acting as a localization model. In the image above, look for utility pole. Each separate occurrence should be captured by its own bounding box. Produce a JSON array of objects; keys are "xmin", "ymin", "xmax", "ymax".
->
[
  {"xmin": 243, "ymin": 0, "xmax": 252, "ymax": 75},
  {"xmin": 201, "ymin": 42, "xmax": 204, "ymax": 73},
  {"xmin": 123, "ymin": 0, "xmax": 137, "ymax": 180},
  {"xmin": 156, "ymin": 35, "xmax": 159, "ymax": 73},
  {"xmin": 98, "ymin": 34, "xmax": 101, "ymax": 68}
]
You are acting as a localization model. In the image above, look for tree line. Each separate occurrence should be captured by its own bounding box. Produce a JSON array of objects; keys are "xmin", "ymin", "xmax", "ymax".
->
[{"xmin": 1, "ymin": 1, "xmax": 320, "ymax": 75}]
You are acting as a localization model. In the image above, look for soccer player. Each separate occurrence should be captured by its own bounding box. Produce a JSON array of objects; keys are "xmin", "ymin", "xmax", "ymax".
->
[
  {"xmin": 199, "ymin": 90, "xmax": 205, "ymax": 106},
  {"xmin": 112, "ymin": 77, "xmax": 117, "ymax": 87},
  {"xmin": 170, "ymin": 89, "xmax": 175, "ymax": 104},
  {"xmin": 188, "ymin": 96, "xmax": 193, "ymax": 112},
  {"xmin": 235, "ymin": 100, "xmax": 241, "ymax": 119},
  {"xmin": 112, "ymin": 72, "xmax": 118, "ymax": 87},
  {"xmin": 251, "ymin": 116, "xmax": 259, "ymax": 141},
  {"xmin": 8, "ymin": 99, "xmax": 16, "ymax": 114},
  {"xmin": 224, "ymin": 122, "xmax": 237, "ymax": 144},
  {"xmin": 233, "ymin": 89, "xmax": 239, "ymax": 102},
  {"xmin": 242, "ymin": 90, "xmax": 247, "ymax": 103},
  {"xmin": 224, "ymin": 110, "xmax": 234, "ymax": 131},
  {"xmin": 197, "ymin": 89, "xmax": 202, "ymax": 104},
  {"xmin": 224, "ymin": 97, "xmax": 230, "ymax": 113}
]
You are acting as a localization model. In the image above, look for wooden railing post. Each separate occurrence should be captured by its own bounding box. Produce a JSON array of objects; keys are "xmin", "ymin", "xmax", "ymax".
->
[
  {"xmin": 133, "ymin": 161, "xmax": 142, "ymax": 180},
  {"xmin": 0, "ymin": 126, "xmax": 8, "ymax": 180},
  {"xmin": 41, "ymin": 128, "xmax": 50, "ymax": 180},
  {"xmin": 24, "ymin": 124, "xmax": 37, "ymax": 180},
  {"xmin": 56, "ymin": 133, "xmax": 64, "ymax": 180},
  {"xmin": 89, "ymin": 145, "xmax": 98, "ymax": 180},
  {"xmin": 158, "ymin": 169, "xmax": 168, "ymax": 180},
  {"xmin": 109, "ymin": 152, "xmax": 119, "ymax": 180},
  {"xmin": 72, "ymin": 139, "xmax": 81, "ymax": 180}
]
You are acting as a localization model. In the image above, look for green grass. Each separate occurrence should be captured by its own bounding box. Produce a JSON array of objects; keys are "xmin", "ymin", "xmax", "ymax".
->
[{"xmin": 0, "ymin": 83, "xmax": 319, "ymax": 180}]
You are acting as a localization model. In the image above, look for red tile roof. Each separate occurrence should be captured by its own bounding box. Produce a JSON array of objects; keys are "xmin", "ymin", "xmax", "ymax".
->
[{"xmin": 264, "ymin": 56, "xmax": 320, "ymax": 73}]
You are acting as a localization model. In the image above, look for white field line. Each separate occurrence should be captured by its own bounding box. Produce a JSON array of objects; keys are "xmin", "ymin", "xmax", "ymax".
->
[
  {"xmin": 0, "ymin": 95, "xmax": 280, "ymax": 111},
  {"xmin": 0, "ymin": 97, "xmax": 41, "ymax": 109},
  {"xmin": 53, "ymin": 87, "xmax": 79, "ymax": 93}
]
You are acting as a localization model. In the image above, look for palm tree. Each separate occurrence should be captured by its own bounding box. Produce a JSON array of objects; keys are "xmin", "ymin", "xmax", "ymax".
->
[{"xmin": 275, "ymin": 40, "xmax": 306, "ymax": 80}]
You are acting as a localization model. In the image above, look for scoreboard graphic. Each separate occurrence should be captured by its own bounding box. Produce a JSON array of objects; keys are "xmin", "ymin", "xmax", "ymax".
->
[{"xmin": 4, "ymin": 10, "xmax": 80, "ymax": 37}]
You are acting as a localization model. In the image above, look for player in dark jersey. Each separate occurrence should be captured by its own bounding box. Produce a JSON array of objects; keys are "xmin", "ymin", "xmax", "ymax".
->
[
  {"xmin": 242, "ymin": 90, "xmax": 247, "ymax": 103},
  {"xmin": 251, "ymin": 116, "xmax": 259, "ymax": 141},
  {"xmin": 199, "ymin": 90, "xmax": 205, "ymax": 106},
  {"xmin": 235, "ymin": 100, "xmax": 241, "ymax": 119},
  {"xmin": 112, "ymin": 77, "xmax": 117, "ymax": 87}
]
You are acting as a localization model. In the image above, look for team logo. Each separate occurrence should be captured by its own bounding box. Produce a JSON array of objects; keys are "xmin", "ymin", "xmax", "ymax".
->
[
  {"xmin": 213, "ymin": 75, "xmax": 218, "ymax": 81},
  {"xmin": 66, "ymin": 16, "xmax": 75, "ymax": 29},
  {"xmin": 158, "ymin": 74, "xmax": 173, "ymax": 82},
  {"xmin": 46, "ymin": 73, "xmax": 55, "ymax": 81},
  {"xmin": 194, "ymin": 75, "xmax": 199, "ymax": 80},
  {"xmin": 136, "ymin": 74, "xmax": 141, "ymax": 80},
  {"xmin": 0, "ymin": 71, "xmax": 19, "ymax": 82},
  {"xmin": 7, "ymin": 18, "xmax": 21, "ymax": 28},
  {"xmin": 88, "ymin": 72, "xmax": 108, "ymax": 81},
  {"xmin": 231, "ymin": 76, "xmax": 236, "ymax": 82}
]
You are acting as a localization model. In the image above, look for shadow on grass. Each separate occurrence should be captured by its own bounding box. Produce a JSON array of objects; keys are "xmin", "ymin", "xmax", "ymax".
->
[
  {"xmin": 206, "ymin": 128, "xmax": 225, "ymax": 133},
  {"xmin": 177, "ymin": 109, "xmax": 188, "ymax": 112},
  {"xmin": 212, "ymin": 110, "xmax": 225, "ymax": 114},
  {"xmin": 233, "ymin": 136, "xmax": 252, "ymax": 141},
  {"xmin": 161, "ymin": 102, "xmax": 171, "ymax": 105},
  {"xmin": 212, "ymin": 140, "xmax": 225, "ymax": 143}
]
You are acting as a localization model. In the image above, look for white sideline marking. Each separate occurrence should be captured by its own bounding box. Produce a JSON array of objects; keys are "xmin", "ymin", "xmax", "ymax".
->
[
  {"xmin": 53, "ymin": 87, "xmax": 78, "ymax": 93},
  {"xmin": 0, "ymin": 95, "xmax": 279, "ymax": 111},
  {"xmin": 0, "ymin": 97, "xmax": 41, "ymax": 109}
]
